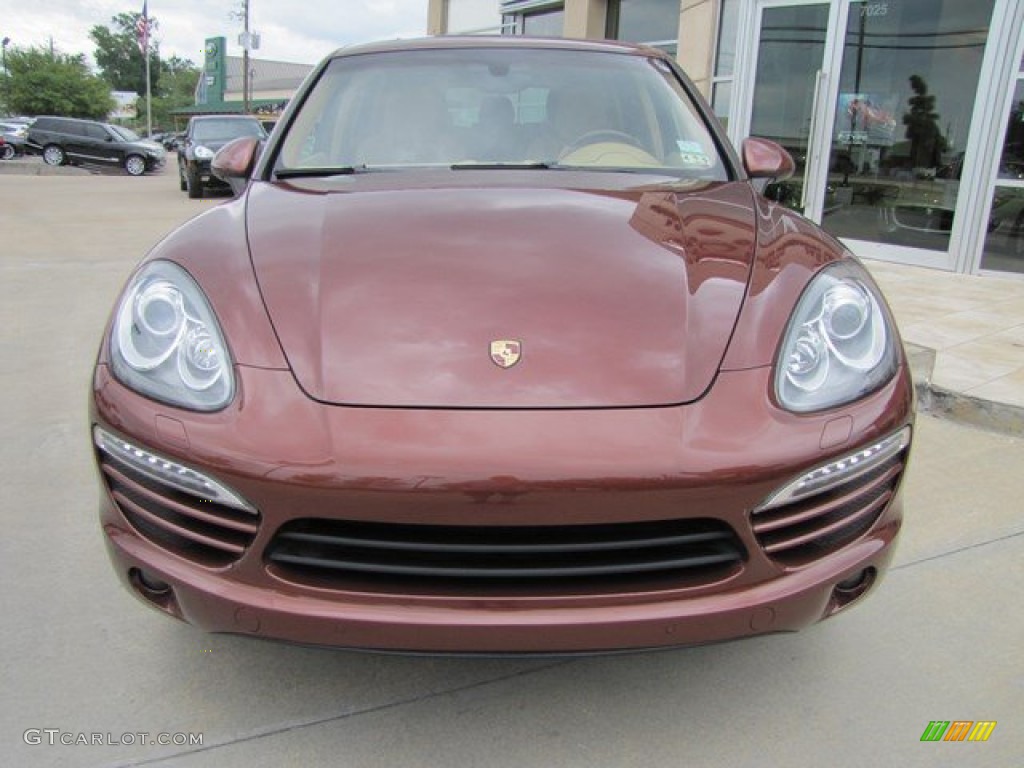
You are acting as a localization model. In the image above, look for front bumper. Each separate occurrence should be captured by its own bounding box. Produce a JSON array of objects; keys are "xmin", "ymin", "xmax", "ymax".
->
[
  {"xmin": 188, "ymin": 158, "xmax": 225, "ymax": 186},
  {"xmin": 105, "ymin": 523, "xmax": 898, "ymax": 653},
  {"xmin": 92, "ymin": 363, "xmax": 913, "ymax": 653}
]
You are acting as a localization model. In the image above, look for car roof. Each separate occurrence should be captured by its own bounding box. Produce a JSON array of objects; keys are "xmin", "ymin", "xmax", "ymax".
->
[
  {"xmin": 36, "ymin": 115, "xmax": 95, "ymax": 124},
  {"xmin": 328, "ymin": 35, "xmax": 666, "ymax": 60}
]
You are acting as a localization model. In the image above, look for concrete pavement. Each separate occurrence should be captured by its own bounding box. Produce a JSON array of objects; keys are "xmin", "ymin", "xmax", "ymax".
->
[
  {"xmin": 867, "ymin": 260, "xmax": 1024, "ymax": 436},
  {"xmin": 1, "ymin": 173, "xmax": 1022, "ymax": 766}
]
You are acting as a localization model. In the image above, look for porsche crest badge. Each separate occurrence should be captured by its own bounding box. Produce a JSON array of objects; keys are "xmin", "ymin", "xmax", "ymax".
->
[{"xmin": 490, "ymin": 340, "xmax": 521, "ymax": 369}]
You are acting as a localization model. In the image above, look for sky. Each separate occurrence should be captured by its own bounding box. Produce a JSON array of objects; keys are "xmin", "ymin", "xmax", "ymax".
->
[{"xmin": 2, "ymin": 0, "xmax": 430, "ymax": 67}]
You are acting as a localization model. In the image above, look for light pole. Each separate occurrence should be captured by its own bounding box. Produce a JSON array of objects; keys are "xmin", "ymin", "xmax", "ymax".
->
[
  {"xmin": 2, "ymin": 37, "xmax": 10, "ymax": 115},
  {"xmin": 242, "ymin": 0, "xmax": 250, "ymax": 115}
]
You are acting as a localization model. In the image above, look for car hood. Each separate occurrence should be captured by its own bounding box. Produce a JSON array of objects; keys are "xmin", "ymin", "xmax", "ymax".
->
[{"xmin": 246, "ymin": 177, "xmax": 756, "ymax": 408}]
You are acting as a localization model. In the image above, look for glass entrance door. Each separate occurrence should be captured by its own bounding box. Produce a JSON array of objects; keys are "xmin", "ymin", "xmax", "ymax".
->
[
  {"xmin": 819, "ymin": 0, "xmax": 996, "ymax": 267},
  {"xmin": 747, "ymin": 1, "xmax": 832, "ymax": 217},
  {"xmin": 741, "ymin": 0, "xmax": 997, "ymax": 269}
]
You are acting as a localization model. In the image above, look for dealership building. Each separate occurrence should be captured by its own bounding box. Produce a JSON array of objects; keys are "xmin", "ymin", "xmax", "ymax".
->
[
  {"xmin": 174, "ymin": 36, "xmax": 312, "ymax": 122},
  {"xmin": 426, "ymin": 0, "xmax": 1024, "ymax": 276}
]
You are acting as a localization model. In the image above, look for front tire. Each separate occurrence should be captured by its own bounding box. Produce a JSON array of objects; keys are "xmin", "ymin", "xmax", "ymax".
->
[
  {"xmin": 178, "ymin": 162, "xmax": 187, "ymax": 191},
  {"xmin": 42, "ymin": 144, "xmax": 66, "ymax": 166},
  {"xmin": 186, "ymin": 166, "xmax": 204, "ymax": 199},
  {"xmin": 124, "ymin": 155, "xmax": 146, "ymax": 176}
]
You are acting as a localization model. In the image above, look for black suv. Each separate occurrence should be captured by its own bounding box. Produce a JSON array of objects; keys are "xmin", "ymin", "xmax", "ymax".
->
[
  {"xmin": 26, "ymin": 116, "xmax": 166, "ymax": 176},
  {"xmin": 179, "ymin": 115, "xmax": 266, "ymax": 198}
]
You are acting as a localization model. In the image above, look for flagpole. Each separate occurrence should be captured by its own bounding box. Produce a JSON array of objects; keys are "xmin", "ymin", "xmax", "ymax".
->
[
  {"xmin": 145, "ymin": 39, "xmax": 152, "ymax": 137},
  {"xmin": 139, "ymin": 2, "xmax": 152, "ymax": 137}
]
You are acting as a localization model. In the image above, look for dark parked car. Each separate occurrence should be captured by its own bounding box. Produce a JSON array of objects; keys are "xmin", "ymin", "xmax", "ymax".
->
[
  {"xmin": 0, "ymin": 121, "xmax": 28, "ymax": 159},
  {"xmin": 26, "ymin": 116, "xmax": 165, "ymax": 175},
  {"xmin": 91, "ymin": 37, "xmax": 914, "ymax": 654},
  {"xmin": 162, "ymin": 131, "xmax": 184, "ymax": 152},
  {"xmin": 178, "ymin": 115, "xmax": 266, "ymax": 198}
]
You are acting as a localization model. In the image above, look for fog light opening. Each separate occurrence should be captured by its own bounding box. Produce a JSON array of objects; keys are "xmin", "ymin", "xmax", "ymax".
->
[
  {"xmin": 832, "ymin": 567, "xmax": 876, "ymax": 608},
  {"xmin": 128, "ymin": 568, "xmax": 183, "ymax": 618},
  {"xmin": 130, "ymin": 567, "xmax": 173, "ymax": 601}
]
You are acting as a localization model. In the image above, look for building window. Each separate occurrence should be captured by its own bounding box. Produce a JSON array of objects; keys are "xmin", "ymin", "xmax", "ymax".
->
[
  {"xmin": 710, "ymin": 0, "xmax": 739, "ymax": 127},
  {"xmin": 501, "ymin": 2, "xmax": 564, "ymax": 36},
  {"xmin": 447, "ymin": 0, "xmax": 503, "ymax": 34},
  {"xmin": 605, "ymin": 0, "xmax": 677, "ymax": 54},
  {"xmin": 981, "ymin": 66, "xmax": 1024, "ymax": 273},
  {"xmin": 523, "ymin": 7, "xmax": 565, "ymax": 35}
]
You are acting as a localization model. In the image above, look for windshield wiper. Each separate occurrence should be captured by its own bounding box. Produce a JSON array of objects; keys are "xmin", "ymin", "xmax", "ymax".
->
[
  {"xmin": 275, "ymin": 165, "xmax": 372, "ymax": 179},
  {"xmin": 450, "ymin": 161, "xmax": 558, "ymax": 171}
]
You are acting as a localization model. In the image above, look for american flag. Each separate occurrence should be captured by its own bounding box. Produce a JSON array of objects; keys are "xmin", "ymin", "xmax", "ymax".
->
[{"xmin": 136, "ymin": 1, "xmax": 151, "ymax": 54}]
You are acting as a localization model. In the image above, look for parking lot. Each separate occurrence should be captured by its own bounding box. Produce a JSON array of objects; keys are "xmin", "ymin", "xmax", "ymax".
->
[{"xmin": 1, "ymin": 168, "xmax": 1022, "ymax": 767}]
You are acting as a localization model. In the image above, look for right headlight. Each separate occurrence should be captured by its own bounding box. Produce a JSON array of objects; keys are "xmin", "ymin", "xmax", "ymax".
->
[
  {"xmin": 110, "ymin": 260, "xmax": 234, "ymax": 411},
  {"xmin": 775, "ymin": 260, "xmax": 899, "ymax": 413},
  {"xmin": 194, "ymin": 145, "xmax": 215, "ymax": 160}
]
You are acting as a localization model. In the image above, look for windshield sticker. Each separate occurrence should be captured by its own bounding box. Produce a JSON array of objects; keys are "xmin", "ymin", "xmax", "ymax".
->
[
  {"xmin": 676, "ymin": 140, "xmax": 713, "ymax": 168},
  {"xmin": 676, "ymin": 140, "xmax": 703, "ymax": 154}
]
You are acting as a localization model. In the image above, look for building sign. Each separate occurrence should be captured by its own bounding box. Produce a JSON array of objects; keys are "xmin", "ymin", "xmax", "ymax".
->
[
  {"xmin": 837, "ymin": 92, "xmax": 897, "ymax": 147},
  {"xmin": 198, "ymin": 36, "xmax": 226, "ymax": 106}
]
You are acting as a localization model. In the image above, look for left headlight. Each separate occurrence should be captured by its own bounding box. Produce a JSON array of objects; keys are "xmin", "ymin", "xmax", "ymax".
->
[
  {"xmin": 194, "ymin": 145, "xmax": 215, "ymax": 160},
  {"xmin": 110, "ymin": 260, "xmax": 234, "ymax": 411},
  {"xmin": 775, "ymin": 260, "xmax": 899, "ymax": 413}
]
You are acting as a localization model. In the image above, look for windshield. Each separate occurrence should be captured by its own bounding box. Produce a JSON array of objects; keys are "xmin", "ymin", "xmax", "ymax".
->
[
  {"xmin": 111, "ymin": 125, "xmax": 141, "ymax": 142},
  {"xmin": 193, "ymin": 119, "xmax": 266, "ymax": 142},
  {"xmin": 276, "ymin": 47, "xmax": 727, "ymax": 178}
]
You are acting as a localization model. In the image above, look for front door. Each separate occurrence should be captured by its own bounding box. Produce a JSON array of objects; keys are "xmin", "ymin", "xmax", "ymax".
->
[
  {"xmin": 739, "ymin": 0, "xmax": 997, "ymax": 270},
  {"xmin": 745, "ymin": 1, "xmax": 834, "ymax": 219}
]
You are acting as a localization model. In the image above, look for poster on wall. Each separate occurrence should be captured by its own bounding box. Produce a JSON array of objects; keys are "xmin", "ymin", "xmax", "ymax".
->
[{"xmin": 836, "ymin": 93, "xmax": 898, "ymax": 146}]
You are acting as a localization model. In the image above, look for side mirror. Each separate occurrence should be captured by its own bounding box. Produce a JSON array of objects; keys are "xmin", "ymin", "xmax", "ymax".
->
[
  {"xmin": 211, "ymin": 136, "xmax": 261, "ymax": 196},
  {"xmin": 741, "ymin": 137, "xmax": 795, "ymax": 182}
]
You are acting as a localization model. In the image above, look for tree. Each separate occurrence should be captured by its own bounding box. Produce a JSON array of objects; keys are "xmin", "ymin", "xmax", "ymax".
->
[
  {"xmin": 903, "ymin": 74, "xmax": 947, "ymax": 169},
  {"xmin": 90, "ymin": 12, "xmax": 160, "ymax": 96},
  {"xmin": 4, "ymin": 46, "xmax": 114, "ymax": 119},
  {"xmin": 138, "ymin": 56, "xmax": 200, "ymax": 129}
]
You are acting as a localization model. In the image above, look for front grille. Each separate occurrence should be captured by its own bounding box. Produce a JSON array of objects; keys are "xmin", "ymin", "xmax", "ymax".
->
[
  {"xmin": 266, "ymin": 517, "xmax": 746, "ymax": 593},
  {"xmin": 751, "ymin": 452, "xmax": 906, "ymax": 566},
  {"xmin": 99, "ymin": 454, "xmax": 260, "ymax": 567}
]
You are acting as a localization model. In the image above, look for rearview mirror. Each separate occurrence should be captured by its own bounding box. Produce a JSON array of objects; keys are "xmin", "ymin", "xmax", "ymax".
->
[
  {"xmin": 741, "ymin": 138, "xmax": 795, "ymax": 182},
  {"xmin": 211, "ymin": 136, "xmax": 261, "ymax": 196}
]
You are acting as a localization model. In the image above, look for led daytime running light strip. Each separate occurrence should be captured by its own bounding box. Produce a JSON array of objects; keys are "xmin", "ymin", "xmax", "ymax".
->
[
  {"xmin": 757, "ymin": 427, "xmax": 911, "ymax": 512},
  {"xmin": 93, "ymin": 426, "xmax": 255, "ymax": 514}
]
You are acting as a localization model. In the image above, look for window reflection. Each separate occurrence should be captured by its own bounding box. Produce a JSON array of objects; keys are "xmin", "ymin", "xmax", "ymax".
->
[
  {"xmin": 606, "ymin": 0, "xmax": 679, "ymax": 44},
  {"xmin": 749, "ymin": 4, "xmax": 829, "ymax": 211},
  {"xmin": 715, "ymin": 0, "xmax": 739, "ymax": 78},
  {"xmin": 998, "ymin": 80, "xmax": 1024, "ymax": 180},
  {"xmin": 981, "ymin": 188, "xmax": 1024, "ymax": 273},
  {"xmin": 522, "ymin": 8, "xmax": 564, "ymax": 36},
  {"xmin": 821, "ymin": 0, "xmax": 995, "ymax": 253},
  {"xmin": 712, "ymin": 80, "xmax": 732, "ymax": 127}
]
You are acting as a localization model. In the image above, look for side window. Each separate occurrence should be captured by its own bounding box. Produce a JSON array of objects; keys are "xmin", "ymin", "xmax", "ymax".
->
[{"xmin": 86, "ymin": 124, "xmax": 109, "ymax": 141}]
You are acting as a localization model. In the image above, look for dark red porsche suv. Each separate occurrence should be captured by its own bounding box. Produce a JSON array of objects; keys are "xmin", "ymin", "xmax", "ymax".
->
[{"xmin": 90, "ymin": 37, "xmax": 913, "ymax": 653}]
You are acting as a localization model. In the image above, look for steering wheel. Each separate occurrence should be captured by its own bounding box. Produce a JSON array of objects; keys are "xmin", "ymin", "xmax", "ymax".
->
[{"xmin": 559, "ymin": 130, "xmax": 644, "ymax": 159}]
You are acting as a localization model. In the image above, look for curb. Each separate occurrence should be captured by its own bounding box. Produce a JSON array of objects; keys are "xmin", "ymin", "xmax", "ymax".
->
[
  {"xmin": 905, "ymin": 342, "xmax": 1024, "ymax": 437},
  {"xmin": 0, "ymin": 159, "xmax": 91, "ymax": 176}
]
